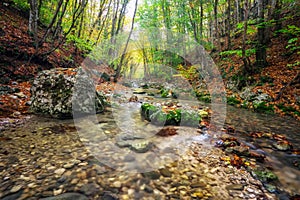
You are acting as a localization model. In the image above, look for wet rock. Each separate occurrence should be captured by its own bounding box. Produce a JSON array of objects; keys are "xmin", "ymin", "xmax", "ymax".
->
[
  {"xmin": 30, "ymin": 68, "xmax": 107, "ymax": 119},
  {"xmin": 159, "ymin": 168, "xmax": 172, "ymax": 177},
  {"xmin": 263, "ymin": 183, "xmax": 277, "ymax": 193},
  {"xmin": 10, "ymin": 185, "xmax": 22, "ymax": 193},
  {"xmin": 102, "ymin": 191, "xmax": 119, "ymax": 200},
  {"xmin": 129, "ymin": 140, "xmax": 152, "ymax": 153},
  {"xmin": 142, "ymin": 171, "xmax": 161, "ymax": 180},
  {"xmin": 1, "ymin": 190, "xmax": 23, "ymax": 200},
  {"xmin": 133, "ymin": 88, "xmax": 146, "ymax": 94},
  {"xmin": 225, "ymin": 184, "xmax": 245, "ymax": 191},
  {"xmin": 272, "ymin": 141, "xmax": 292, "ymax": 151},
  {"xmin": 79, "ymin": 183, "xmax": 99, "ymax": 196},
  {"xmin": 144, "ymin": 185, "xmax": 153, "ymax": 193},
  {"xmin": 226, "ymin": 145, "xmax": 250, "ymax": 156},
  {"xmin": 112, "ymin": 181, "xmax": 122, "ymax": 188},
  {"xmin": 54, "ymin": 168, "xmax": 65, "ymax": 176},
  {"xmin": 123, "ymin": 154, "xmax": 135, "ymax": 162},
  {"xmin": 40, "ymin": 192, "xmax": 89, "ymax": 200}
]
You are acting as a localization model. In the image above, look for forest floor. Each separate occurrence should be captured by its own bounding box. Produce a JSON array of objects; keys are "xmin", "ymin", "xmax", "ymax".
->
[
  {"xmin": 214, "ymin": 14, "xmax": 300, "ymax": 120},
  {"xmin": 0, "ymin": 2, "xmax": 299, "ymax": 121}
]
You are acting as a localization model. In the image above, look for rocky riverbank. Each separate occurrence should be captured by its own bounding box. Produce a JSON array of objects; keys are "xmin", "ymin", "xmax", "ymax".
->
[{"xmin": 0, "ymin": 116, "xmax": 277, "ymax": 200}]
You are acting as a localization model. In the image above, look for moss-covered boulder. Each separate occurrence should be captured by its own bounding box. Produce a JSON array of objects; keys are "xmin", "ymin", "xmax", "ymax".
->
[
  {"xmin": 141, "ymin": 103, "xmax": 201, "ymax": 127},
  {"xmin": 30, "ymin": 68, "xmax": 107, "ymax": 119}
]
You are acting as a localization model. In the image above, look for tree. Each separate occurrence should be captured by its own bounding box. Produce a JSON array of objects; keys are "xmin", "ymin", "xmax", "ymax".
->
[
  {"xmin": 242, "ymin": 0, "xmax": 251, "ymax": 74},
  {"xmin": 255, "ymin": 0, "xmax": 267, "ymax": 69},
  {"xmin": 29, "ymin": 0, "xmax": 39, "ymax": 47}
]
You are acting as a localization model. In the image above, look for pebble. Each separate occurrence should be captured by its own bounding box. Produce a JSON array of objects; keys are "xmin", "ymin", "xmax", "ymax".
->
[
  {"xmin": 113, "ymin": 181, "xmax": 122, "ymax": 188},
  {"xmin": 53, "ymin": 188, "xmax": 63, "ymax": 196},
  {"xmin": 225, "ymin": 184, "xmax": 245, "ymax": 191},
  {"xmin": 10, "ymin": 185, "xmax": 22, "ymax": 193},
  {"xmin": 63, "ymin": 163, "xmax": 75, "ymax": 169},
  {"xmin": 127, "ymin": 189, "xmax": 135, "ymax": 196},
  {"xmin": 54, "ymin": 168, "xmax": 65, "ymax": 176},
  {"xmin": 246, "ymin": 187, "xmax": 254, "ymax": 193}
]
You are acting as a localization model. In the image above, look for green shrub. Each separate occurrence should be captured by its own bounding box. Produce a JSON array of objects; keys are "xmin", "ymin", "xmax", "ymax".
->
[{"xmin": 12, "ymin": 0, "xmax": 30, "ymax": 12}]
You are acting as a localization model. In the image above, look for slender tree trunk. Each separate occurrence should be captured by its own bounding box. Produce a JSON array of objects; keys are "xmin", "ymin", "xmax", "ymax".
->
[
  {"xmin": 200, "ymin": 0, "xmax": 203, "ymax": 43},
  {"xmin": 242, "ymin": 0, "xmax": 251, "ymax": 74},
  {"xmin": 227, "ymin": 0, "xmax": 232, "ymax": 50},
  {"xmin": 29, "ymin": 0, "xmax": 39, "ymax": 47},
  {"xmin": 235, "ymin": 0, "xmax": 239, "ymax": 24},
  {"xmin": 256, "ymin": 0, "xmax": 267, "ymax": 69},
  {"xmin": 214, "ymin": 0, "xmax": 221, "ymax": 50},
  {"xmin": 115, "ymin": 0, "xmax": 139, "ymax": 81}
]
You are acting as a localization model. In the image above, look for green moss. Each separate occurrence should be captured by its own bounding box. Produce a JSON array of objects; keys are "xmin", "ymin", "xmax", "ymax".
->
[
  {"xmin": 253, "ymin": 102, "xmax": 274, "ymax": 114},
  {"xmin": 141, "ymin": 103, "xmax": 201, "ymax": 127},
  {"xmin": 181, "ymin": 110, "xmax": 201, "ymax": 127},
  {"xmin": 241, "ymin": 100, "xmax": 249, "ymax": 109},
  {"xmin": 195, "ymin": 91, "xmax": 211, "ymax": 103},
  {"xmin": 141, "ymin": 103, "xmax": 159, "ymax": 120},
  {"xmin": 227, "ymin": 96, "xmax": 241, "ymax": 106},
  {"xmin": 253, "ymin": 169, "xmax": 278, "ymax": 182}
]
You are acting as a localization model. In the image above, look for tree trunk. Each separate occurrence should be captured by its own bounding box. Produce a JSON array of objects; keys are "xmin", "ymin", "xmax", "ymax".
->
[
  {"xmin": 227, "ymin": 0, "xmax": 232, "ymax": 50},
  {"xmin": 115, "ymin": 0, "xmax": 139, "ymax": 81},
  {"xmin": 242, "ymin": 0, "xmax": 251, "ymax": 75},
  {"xmin": 256, "ymin": 0, "xmax": 267, "ymax": 69},
  {"xmin": 214, "ymin": 0, "xmax": 221, "ymax": 50},
  {"xmin": 29, "ymin": 0, "xmax": 39, "ymax": 47}
]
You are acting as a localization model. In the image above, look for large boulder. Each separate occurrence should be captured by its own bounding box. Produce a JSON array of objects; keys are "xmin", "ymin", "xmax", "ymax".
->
[{"xmin": 30, "ymin": 68, "xmax": 106, "ymax": 119}]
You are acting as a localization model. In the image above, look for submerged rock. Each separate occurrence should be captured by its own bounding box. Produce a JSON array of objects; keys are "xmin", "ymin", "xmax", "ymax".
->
[
  {"xmin": 40, "ymin": 192, "xmax": 89, "ymax": 200},
  {"xmin": 130, "ymin": 140, "xmax": 152, "ymax": 153},
  {"xmin": 30, "ymin": 68, "xmax": 107, "ymax": 119}
]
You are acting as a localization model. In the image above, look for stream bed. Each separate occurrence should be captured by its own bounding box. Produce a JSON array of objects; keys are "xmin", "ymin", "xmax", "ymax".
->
[{"xmin": 0, "ymin": 88, "xmax": 299, "ymax": 200}]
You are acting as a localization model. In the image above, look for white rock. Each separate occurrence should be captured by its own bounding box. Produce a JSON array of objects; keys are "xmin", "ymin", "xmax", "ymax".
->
[
  {"xmin": 54, "ymin": 168, "xmax": 65, "ymax": 176},
  {"xmin": 10, "ymin": 185, "xmax": 22, "ymax": 193},
  {"xmin": 53, "ymin": 188, "xmax": 63, "ymax": 196}
]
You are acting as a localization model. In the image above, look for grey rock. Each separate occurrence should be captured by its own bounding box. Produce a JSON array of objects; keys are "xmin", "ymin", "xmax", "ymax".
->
[
  {"xmin": 30, "ymin": 68, "xmax": 107, "ymax": 119},
  {"xmin": 239, "ymin": 87, "xmax": 256, "ymax": 101},
  {"xmin": 40, "ymin": 192, "xmax": 89, "ymax": 200}
]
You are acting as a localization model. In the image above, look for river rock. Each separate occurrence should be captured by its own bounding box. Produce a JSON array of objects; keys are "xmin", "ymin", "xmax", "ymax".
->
[
  {"xmin": 30, "ymin": 68, "xmax": 107, "ymax": 118},
  {"xmin": 129, "ymin": 140, "xmax": 152, "ymax": 153},
  {"xmin": 40, "ymin": 192, "xmax": 89, "ymax": 200}
]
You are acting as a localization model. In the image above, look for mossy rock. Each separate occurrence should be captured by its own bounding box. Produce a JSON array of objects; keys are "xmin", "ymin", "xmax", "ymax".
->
[
  {"xmin": 141, "ymin": 103, "xmax": 201, "ymax": 127},
  {"xmin": 227, "ymin": 96, "xmax": 241, "ymax": 106},
  {"xmin": 160, "ymin": 89, "xmax": 177, "ymax": 98},
  {"xmin": 252, "ymin": 169, "xmax": 278, "ymax": 183},
  {"xmin": 253, "ymin": 101, "xmax": 274, "ymax": 114}
]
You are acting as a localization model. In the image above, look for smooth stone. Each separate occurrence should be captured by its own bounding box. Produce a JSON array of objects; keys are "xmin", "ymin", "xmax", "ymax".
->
[
  {"xmin": 142, "ymin": 171, "xmax": 161, "ymax": 180},
  {"xmin": 226, "ymin": 184, "xmax": 245, "ymax": 191},
  {"xmin": 130, "ymin": 141, "xmax": 152, "ymax": 153},
  {"xmin": 10, "ymin": 185, "xmax": 22, "ymax": 193},
  {"xmin": 53, "ymin": 189, "xmax": 63, "ymax": 196},
  {"xmin": 113, "ymin": 181, "xmax": 122, "ymax": 188},
  {"xmin": 159, "ymin": 168, "xmax": 172, "ymax": 177},
  {"xmin": 40, "ymin": 192, "xmax": 89, "ymax": 200},
  {"xmin": 54, "ymin": 168, "xmax": 65, "ymax": 176},
  {"xmin": 63, "ymin": 163, "xmax": 75, "ymax": 169},
  {"xmin": 144, "ymin": 185, "xmax": 153, "ymax": 193}
]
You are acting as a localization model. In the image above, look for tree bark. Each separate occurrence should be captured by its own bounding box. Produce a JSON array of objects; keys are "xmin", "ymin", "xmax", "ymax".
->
[
  {"xmin": 29, "ymin": 0, "xmax": 39, "ymax": 47},
  {"xmin": 256, "ymin": 0, "xmax": 267, "ymax": 69},
  {"xmin": 242, "ymin": 0, "xmax": 251, "ymax": 75},
  {"xmin": 114, "ymin": 0, "xmax": 139, "ymax": 81}
]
